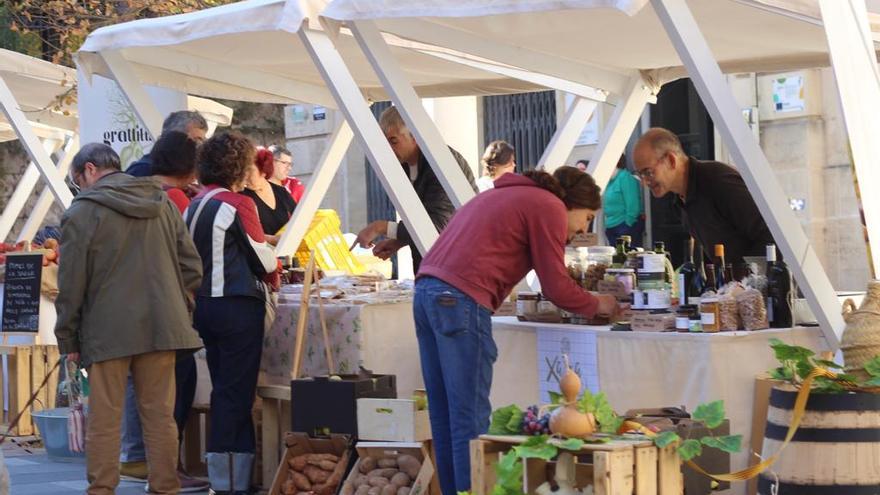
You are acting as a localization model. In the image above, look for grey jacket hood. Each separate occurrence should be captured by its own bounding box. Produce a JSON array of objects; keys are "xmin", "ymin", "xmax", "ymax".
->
[{"xmin": 74, "ymin": 172, "xmax": 165, "ymax": 219}]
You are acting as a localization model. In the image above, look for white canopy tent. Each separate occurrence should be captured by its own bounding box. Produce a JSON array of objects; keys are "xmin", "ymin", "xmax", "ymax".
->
[
  {"xmin": 321, "ymin": 0, "xmax": 880, "ymax": 349},
  {"xmin": 0, "ymin": 48, "xmax": 235, "ymax": 243},
  {"xmin": 76, "ymin": 0, "xmax": 617, "ymax": 260}
]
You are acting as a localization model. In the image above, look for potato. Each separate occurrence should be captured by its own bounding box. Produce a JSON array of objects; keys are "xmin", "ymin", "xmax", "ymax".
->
[
  {"xmin": 396, "ymin": 455, "xmax": 421, "ymax": 479},
  {"xmin": 390, "ymin": 473, "xmax": 410, "ymax": 487},
  {"xmin": 352, "ymin": 474, "xmax": 369, "ymax": 488},
  {"xmin": 289, "ymin": 455, "xmax": 308, "ymax": 472},
  {"xmin": 304, "ymin": 465, "xmax": 331, "ymax": 484},
  {"xmin": 368, "ymin": 477, "xmax": 390, "ymax": 488},
  {"xmin": 292, "ymin": 471, "xmax": 311, "ymax": 491},
  {"xmin": 367, "ymin": 468, "xmax": 398, "ymax": 479},
  {"xmin": 282, "ymin": 479, "xmax": 297, "ymax": 495},
  {"xmin": 397, "ymin": 487, "xmax": 410, "ymax": 495},
  {"xmin": 359, "ymin": 456, "xmax": 377, "ymax": 474},
  {"xmin": 340, "ymin": 481, "xmax": 355, "ymax": 495},
  {"xmin": 378, "ymin": 458, "xmax": 398, "ymax": 469},
  {"xmin": 368, "ymin": 488, "xmax": 381, "ymax": 495},
  {"xmin": 355, "ymin": 485, "xmax": 371, "ymax": 495},
  {"xmin": 380, "ymin": 485, "xmax": 397, "ymax": 495}
]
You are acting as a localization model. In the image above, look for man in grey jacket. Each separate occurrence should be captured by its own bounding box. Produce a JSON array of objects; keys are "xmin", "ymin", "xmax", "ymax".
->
[{"xmin": 55, "ymin": 143, "xmax": 203, "ymax": 495}]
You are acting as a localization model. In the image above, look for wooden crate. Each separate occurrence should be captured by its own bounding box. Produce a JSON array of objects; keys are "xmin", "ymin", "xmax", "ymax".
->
[
  {"xmin": 268, "ymin": 432, "xmax": 352, "ymax": 495},
  {"xmin": 470, "ymin": 435, "xmax": 683, "ymax": 495},
  {"xmin": 0, "ymin": 344, "xmax": 60, "ymax": 436},
  {"xmin": 343, "ymin": 441, "xmax": 435, "ymax": 495}
]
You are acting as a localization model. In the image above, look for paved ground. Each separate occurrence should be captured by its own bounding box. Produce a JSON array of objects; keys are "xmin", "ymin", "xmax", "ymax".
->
[{"xmin": 3, "ymin": 437, "xmax": 211, "ymax": 494}]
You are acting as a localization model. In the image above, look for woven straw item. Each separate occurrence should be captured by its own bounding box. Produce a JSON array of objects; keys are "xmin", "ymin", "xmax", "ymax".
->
[{"xmin": 841, "ymin": 280, "xmax": 880, "ymax": 381}]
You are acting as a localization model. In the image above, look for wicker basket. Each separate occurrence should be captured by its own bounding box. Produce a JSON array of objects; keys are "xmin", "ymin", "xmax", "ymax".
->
[{"xmin": 840, "ymin": 280, "xmax": 880, "ymax": 381}]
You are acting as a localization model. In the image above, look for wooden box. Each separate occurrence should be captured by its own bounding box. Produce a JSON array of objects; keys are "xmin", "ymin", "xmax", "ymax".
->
[
  {"xmin": 357, "ymin": 398, "xmax": 431, "ymax": 442},
  {"xmin": 1, "ymin": 344, "xmax": 59, "ymax": 436},
  {"xmin": 470, "ymin": 434, "xmax": 683, "ymax": 495},
  {"xmin": 269, "ymin": 432, "xmax": 353, "ymax": 495},
  {"xmin": 343, "ymin": 441, "xmax": 435, "ymax": 495}
]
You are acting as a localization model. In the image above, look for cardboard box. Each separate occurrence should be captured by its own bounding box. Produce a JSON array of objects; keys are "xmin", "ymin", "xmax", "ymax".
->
[
  {"xmin": 269, "ymin": 432, "xmax": 353, "ymax": 495},
  {"xmin": 291, "ymin": 374, "xmax": 396, "ymax": 437},
  {"xmin": 342, "ymin": 441, "xmax": 435, "ymax": 495},
  {"xmin": 630, "ymin": 311, "xmax": 676, "ymax": 332},
  {"xmin": 357, "ymin": 398, "xmax": 431, "ymax": 442}
]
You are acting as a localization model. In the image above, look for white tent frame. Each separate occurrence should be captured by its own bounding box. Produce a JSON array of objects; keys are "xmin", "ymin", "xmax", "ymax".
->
[{"xmin": 323, "ymin": 0, "xmax": 880, "ymax": 348}]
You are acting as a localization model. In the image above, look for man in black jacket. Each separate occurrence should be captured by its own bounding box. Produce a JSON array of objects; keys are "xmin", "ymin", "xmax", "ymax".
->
[
  {"xmin": 633, "ymin": 127, "xmax": 774, "ymax": 265},
  {"xmin": 353, "ymin": 106, "xmax": 477, "ymax": 273}
]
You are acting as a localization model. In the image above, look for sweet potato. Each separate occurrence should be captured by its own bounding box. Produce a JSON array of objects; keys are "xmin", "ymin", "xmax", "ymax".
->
[
  {"xmin": 355, "ymin": 485, "xmax": 371, "ymax": 495},
  {"xmin": 359, "ymin": 457, "xmax": 377, "ymax": 474},
  {"xmin": 289, "ymin": 455, "xmax": 308, "ymax": 471},
  {"xmin": 282, "ymin": 479, "xmax": 297, "ymax": 495},
  {"xmin": 368, "ymin": 477, "xmax": 390, "ymax": 488},
  {"xmin": 352, "ymin": 474, "xmax": 369, "ymax": 488},
  {"xmin": 396, "ymin": 455, "xmax": 421, "ymax": 479},
  {"xmin": 378, "ymin": 458, "xmax": 398, "ymax": 469},
  {"xmin": 390, "ymin": 473, "xmax": 410, "ymax": 488},
  {"xmin": 367, "ymin": 488, "xmax": 381, "ymax": 495},
  {"xmin": 313, "ymin": 463, "xmax": 345, "ymax": 495},
  {"xmin": 340, "ymin": 481, "xmax": 355, "ymax": 495},
  {"xmin": 292, "ymin": 471, "xmax": 312, "ymax": 491},
  {"xmin": 304, "ymin": 465, "xmax": 330, "ymax": 484},
  {"xmin": 367, "ymin": 468, "xmax": 397, "ymax": 479},
  {"xmin": 396, "ymin": 487, "xmax": 410, "ymax": 495},
  {"xmin": 380, "ymin": 485, "xmax": 397, "ymax": 495},
  {"xmin": 316, "ymin": 460, "xmax": 337, "ymax": 471}
]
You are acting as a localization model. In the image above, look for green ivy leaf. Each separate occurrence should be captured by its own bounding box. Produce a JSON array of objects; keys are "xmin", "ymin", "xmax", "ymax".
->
[
  {"xmin": 505, "ymin": 409, "xmax": 524, "ymax": 434},
  {"xmin": 835, "ymin": 373, "xmax": 860, "ymax": 383},
  {"xmin": 769, "ymin": 339, "xmax": 815, "ymax": 362},
  {"xmin": 816, "ymin": 359, "xmax": 844, "ymax": 370},
  {"xmin": 488, "ymin": 405, "xmax": 524, "ymax": 435},
  {"xmin": 548, "ymin": 391, "xmax": 563, "ymax": 404},
  {"xmin": 557, "ymin": 438, "xmax": 585, "ymax": 451},
  {"xmin": 863, "ymin": 376, "xmax": 880, "ymax": 387},
  {"xmin": 814, "ymin": 377, "xmax": 846, "ymax": 394},
  {"xmin": 795, "ymin": 361, "xmax": 814, "ymax": 380},
  {"xmin": 577, "ymin": 390, "xmax": 597, "ymax": 415},
  {"xmin": 769, "ymin": 366, "xmax": 793, "ymax": 380},
  {"xmin": 592, "ymin": 392, "xmax": 623, "ymax": 434},
  {"xmin": 514, "ymin": 435, "xmax": 558, "ymax": 460},
  {"xmin": 493, "ymin": 450, "xmax": 523, "ymax": 495},
  {"xmin": 693, "ymin": 400, "xmax": 725, "ymax": 429},
  {"xmin": 677, "ymin": 439, "xmax": 703, "ymax": 461},
  {"xmin": 865, "ymin": 356, "xmax": 880, "ymax": 378},
  {"xmin": 653, "ymin": 431, "xmax": 681, "ymax": 449},
  {"xmin": 701, "ymin": 435, "xmax": 742, "ymax": 453}
]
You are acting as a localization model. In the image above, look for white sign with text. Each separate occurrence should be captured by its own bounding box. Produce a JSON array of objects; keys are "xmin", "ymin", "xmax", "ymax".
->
[{"xmin": 536, "ymin": 327, "xmax": 599, "ymax": 404}]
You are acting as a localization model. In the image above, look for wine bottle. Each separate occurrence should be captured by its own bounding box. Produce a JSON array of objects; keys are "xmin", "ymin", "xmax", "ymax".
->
[
  {"xmin": 766, "ymin": 244, "xmax": 793, "ymax": 327},
  {"xmin": 713, "ymin": 244, "xmax": 727, "ymax": 288},
  {"xmin": 704, "ymin": 262, "xmax": 718, "ymax": 293},
  {"xmin": 677, "ymin": 238, "xmax": 704, "ymax": 305}
]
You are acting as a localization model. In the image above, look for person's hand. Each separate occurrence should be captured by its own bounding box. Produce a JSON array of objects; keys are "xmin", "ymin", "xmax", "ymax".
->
[
  {"xmin": 372, "ymin": 239, "xmax": 405, "ymax": 260},
  {"xmin": 66, "ymin": 352, "xmax": 80, "ymax": 365},
  {"xmin": 351, "ymin": 221, "xmax": 388, "ymax": 250},
  {"xmin": 184, "ymin": 182, "xmax": 204, "ymax": 199},
  {"xmin": 593, "ymin": 293, "xmax": 619, "ymax": 318}
]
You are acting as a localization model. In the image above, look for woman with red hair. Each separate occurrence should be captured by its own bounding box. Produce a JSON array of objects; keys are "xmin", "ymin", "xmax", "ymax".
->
[{"xmin": 242, "ymin": 148, "xmax": 297, "ymax": 245}]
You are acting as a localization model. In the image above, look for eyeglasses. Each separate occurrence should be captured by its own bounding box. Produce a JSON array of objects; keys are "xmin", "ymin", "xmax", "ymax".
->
[
  {"xmin": 69, "ymin": 170, "xmax": 82, "ymax": 193},
  {"xmin": 275, "ymin": 158, "xmax": 292, "ymax": 166},
  {"xmin": 634, "ymin": 155, "xmax": 666, "ymax": 181}
]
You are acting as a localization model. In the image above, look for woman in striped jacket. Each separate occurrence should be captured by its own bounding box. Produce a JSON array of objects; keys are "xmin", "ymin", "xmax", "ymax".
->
[{"xmin": 184, "ymin": 132, "xmax": 278, "ymax": 494}]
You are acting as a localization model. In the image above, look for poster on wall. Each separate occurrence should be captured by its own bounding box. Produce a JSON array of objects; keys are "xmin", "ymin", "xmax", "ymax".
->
[
  {"xmin": 536, "ymin": 327, "xmax": 599, "ymax": 404},
  {"xmin": 564, "ymin": 93, "xmax": 602, "ymax": 146},
  {"xmin": 77, "ymin": 73, "xmax": 187, "ymax": 169},
  {"xmin": 772, "ymin": 76, "xmax": 805, "ymax": 113}
]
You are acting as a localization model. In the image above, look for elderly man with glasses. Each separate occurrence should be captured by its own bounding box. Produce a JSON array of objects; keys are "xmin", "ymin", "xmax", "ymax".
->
[{"xmin": 632, "ymin": 127, "xmax": 774, "ymax": 266}]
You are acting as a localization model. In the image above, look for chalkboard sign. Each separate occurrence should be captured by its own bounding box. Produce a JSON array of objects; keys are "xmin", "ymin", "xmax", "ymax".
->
[{"xmin": 2, "ymin": 253, "xmax": 43, "ymax": 332}]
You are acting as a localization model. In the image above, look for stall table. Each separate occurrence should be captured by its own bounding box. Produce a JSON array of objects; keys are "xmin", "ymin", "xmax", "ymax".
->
[{"xmin": 490, "ymin": 316, "xmax": 828, "ymax": 495}]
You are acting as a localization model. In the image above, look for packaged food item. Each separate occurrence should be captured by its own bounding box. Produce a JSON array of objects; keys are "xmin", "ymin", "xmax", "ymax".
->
[
  {"xmin": 676, "ymin": 305, "xmax": 697, "ymax": 333},
  {"xmin": 700, "ymin": 298, "xmax": 720, "ymax": 332},
  {"xmin": 736, "ymin": 288, "xmax": 769, "ymax": 331},
  {"xmin": 718, "ymin": 295, "xmax": 740, "ymax": 331},
  {"xmin": 516, "ymin": 292, "xmax": 540, "ymax": 321}
]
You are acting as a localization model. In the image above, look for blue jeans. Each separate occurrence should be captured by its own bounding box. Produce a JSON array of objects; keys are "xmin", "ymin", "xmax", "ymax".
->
[{"xmin": 414, "ymin": 277, "xmax": 496, "ymax": 495}]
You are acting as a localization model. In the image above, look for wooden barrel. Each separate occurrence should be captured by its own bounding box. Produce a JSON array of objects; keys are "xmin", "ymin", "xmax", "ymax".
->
[{"xmin": 758, "ymin": 386, "xmax": 880, "ymax": 494}]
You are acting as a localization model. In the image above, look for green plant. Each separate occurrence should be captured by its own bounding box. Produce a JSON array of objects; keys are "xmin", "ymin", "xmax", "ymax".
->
[
  {"xmin": 649, "ymin": 400, "xmax": 742, "ymax": 462},
  {"xmin": 766, "ymin": 338, "xmax": 880, "ymax": 392}
]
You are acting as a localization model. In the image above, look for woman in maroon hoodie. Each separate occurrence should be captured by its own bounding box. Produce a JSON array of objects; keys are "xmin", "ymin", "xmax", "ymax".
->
[{"xmin": 415, "ymin": 167, "xmax": 618, "ymax": 495}]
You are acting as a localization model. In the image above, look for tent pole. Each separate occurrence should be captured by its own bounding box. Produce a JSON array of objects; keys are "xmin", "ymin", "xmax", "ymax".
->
[
  {"xmin": 652, "ymin": 0, "xmax": 845, "ymax": 347},
  {"xmin": 538, "ymin": 96, "xmax": 598, "ymax": 172},
  {"xmin": 298, "ymin": 27, "xmax": 439, "ymax": 255},
  {"xmin": 17, "ymin": 134, "xmax": 80, "ymax": 242},
  {"xmin": 587, "ymin": 76, "xmax": 652, "ymax": 191},
  {"xmin": 349, "ymin": 20, "xmax": 476, "ymax": 208},
  {"xmin": 275, "ymin": 119, "xmax": 354, "ymax": 257},
  {"xmin": 99, "ymin": 50, "xmax": 164, "ymax": 139},
  {"xmin": 818, "ymin": 0, "xmax": 880, "ymax": 277},
  {"xmin": 0, "ymin": 137, "xmax": 63, "ymax": 242},
  {"xmin": 0, "ymin": 76, "xmax": 74, "ymax": 210}
]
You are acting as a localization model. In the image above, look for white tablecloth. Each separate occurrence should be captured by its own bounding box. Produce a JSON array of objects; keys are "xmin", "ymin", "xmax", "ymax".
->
[{"xmin": 490, "ymin": 317, "xmax": 829, "ymax": 494}]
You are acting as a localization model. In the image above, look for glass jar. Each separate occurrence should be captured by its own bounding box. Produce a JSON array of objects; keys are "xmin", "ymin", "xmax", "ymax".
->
[
  {"xmin": 517, "ymin": 292, "xmax": 540, "ymax": 321},
  {"xmin": 587, "ymin": 246, "xmax": 615, "ymax": 267},
  {"xmin": 605, "ymin": 268, "xmax": 635, "ymax": 295},
  {"xmin": 676, "ymin": 305, "xmax": 697, "ymax": 333},
  {"xmin": 700, "ymin": 298, "xmax": 720, "ymax": 333}
]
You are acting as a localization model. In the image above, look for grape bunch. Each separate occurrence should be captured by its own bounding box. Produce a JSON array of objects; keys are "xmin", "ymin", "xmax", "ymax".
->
[{"xmin": 520, "ymin": 405, "xmax": 551, "ymax": 435}]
